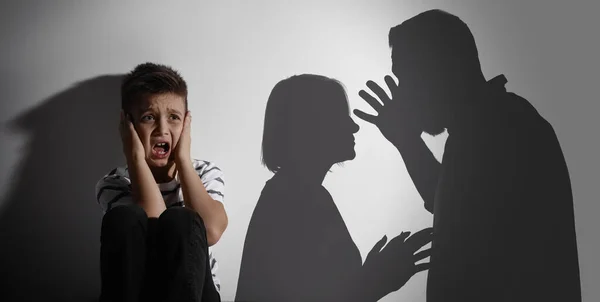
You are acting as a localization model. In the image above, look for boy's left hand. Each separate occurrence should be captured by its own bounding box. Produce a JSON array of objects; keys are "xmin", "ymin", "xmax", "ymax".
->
[{"xmin": 174, "ymin": 110, "xmax": 192, "ymax": 165}]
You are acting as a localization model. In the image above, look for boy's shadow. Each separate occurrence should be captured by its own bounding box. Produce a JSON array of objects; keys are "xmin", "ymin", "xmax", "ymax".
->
[{"xmin": 0, "ymin": 75, "xmax": 124, "ymax": 302}]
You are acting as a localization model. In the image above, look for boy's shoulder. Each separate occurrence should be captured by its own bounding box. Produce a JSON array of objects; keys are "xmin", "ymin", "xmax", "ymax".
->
[
  {"xmin": 95, "ymin": 166, "xmax": 131, "ymax": 194},
  {"xmin": 107, "ymin": 166, "xmax": 130, "ymax": 178},
  {"xmin": 191, "ymin": 159, "xmax": 223, "ymax": 174},
  {"xmin": 96, "ymin": 165, "xmax": 130, "ymax": 184}
]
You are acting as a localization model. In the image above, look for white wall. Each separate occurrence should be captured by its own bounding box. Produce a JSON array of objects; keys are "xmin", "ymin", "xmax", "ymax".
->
[{"xmin": 0, "ymin": 0, "xmax": 597, "ymax": 301}]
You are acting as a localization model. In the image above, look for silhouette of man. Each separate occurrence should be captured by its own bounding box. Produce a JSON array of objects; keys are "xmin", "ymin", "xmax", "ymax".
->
[{"xmin": 355, "ymin": 9, "xmax": 581, "ymax": 302}]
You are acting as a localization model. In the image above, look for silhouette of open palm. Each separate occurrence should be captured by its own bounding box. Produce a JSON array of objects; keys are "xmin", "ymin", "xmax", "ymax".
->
[
  {"xmin": 364, "ymin": 227, "xmax": 433, "ymax": 298},
  {"xmin": 354, "ymin": 75, "xmax": 424, "ymax": 146}
]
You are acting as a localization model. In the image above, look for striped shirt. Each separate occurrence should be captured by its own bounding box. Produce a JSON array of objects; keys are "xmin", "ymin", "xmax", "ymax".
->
[{"xmin": 95, "ymin": 159, "xmax": 225, "ymax": 292}]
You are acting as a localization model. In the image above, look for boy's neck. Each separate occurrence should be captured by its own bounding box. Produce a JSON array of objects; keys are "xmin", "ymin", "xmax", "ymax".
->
[{"xmin": 150, "ymin": 161, "xmax": 178, "ymax": 184}]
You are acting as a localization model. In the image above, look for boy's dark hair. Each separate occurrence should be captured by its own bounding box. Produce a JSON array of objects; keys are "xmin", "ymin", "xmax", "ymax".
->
[{"xmin": 121, "ymin": 62, "xmax": 188, "ymax": 112}]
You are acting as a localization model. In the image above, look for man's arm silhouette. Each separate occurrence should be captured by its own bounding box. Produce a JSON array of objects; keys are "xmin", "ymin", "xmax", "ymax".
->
[{"xmin": 354, "ymin": 75, "xmax": 439, "ymax": 213}]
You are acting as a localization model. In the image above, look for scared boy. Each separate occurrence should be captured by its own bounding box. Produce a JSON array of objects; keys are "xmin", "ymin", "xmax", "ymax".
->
[{"xmin": 95, "ymin": 62, "xmax": 227, "ymax": 302}]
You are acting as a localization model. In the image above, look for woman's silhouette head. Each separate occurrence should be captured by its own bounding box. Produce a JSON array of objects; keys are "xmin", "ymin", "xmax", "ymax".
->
[{"xmin": 261, "ymin": 74, "xmax": 359, "ymax": 173}]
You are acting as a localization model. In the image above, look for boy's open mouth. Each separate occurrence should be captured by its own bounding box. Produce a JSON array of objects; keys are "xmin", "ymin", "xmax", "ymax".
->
[{"xmin": 152, "ymin": 142, "xmax": 170, "ymax": 158}]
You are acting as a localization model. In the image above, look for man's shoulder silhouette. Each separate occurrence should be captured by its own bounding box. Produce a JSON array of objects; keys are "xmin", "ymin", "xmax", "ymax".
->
[
  {"xmin": 455, "ymin": 75, "xmax": 553, "ymax": 141},
  {"xmin": 486, "ymin": 75, "xmax": 541, "ymax": 124}
]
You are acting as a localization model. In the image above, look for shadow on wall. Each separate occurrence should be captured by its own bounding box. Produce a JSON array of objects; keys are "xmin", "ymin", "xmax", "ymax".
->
[
  {"xmin": 0, "ymin": 75, "xmax": 124, "ymax": 302},
  {"xmin": 235, "ymin": 74, "xmax": 433, "ymax": 302},
  {"xmin": 236, "ymin": 8, "xmax": 581, "ymax": 302},
  {"xmin": 353, "ymin": 9, "xmax": 581, "ymax": 302}
]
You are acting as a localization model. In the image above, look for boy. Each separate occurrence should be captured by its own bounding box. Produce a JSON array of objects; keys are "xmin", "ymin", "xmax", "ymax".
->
[{"xmin": 95, "ymin": 62, "xmax": 228, "ymax": 302}]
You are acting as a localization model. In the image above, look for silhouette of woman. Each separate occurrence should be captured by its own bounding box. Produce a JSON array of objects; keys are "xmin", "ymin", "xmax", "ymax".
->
[{"xmin": 235, "ymin": 74, "xmax": 432, "ymax": 302}]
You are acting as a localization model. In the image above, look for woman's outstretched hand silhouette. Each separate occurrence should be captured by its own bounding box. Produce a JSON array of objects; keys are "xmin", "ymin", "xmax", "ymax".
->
[{"xmin": 362, "ymin": 227, "xmax": 433, "ymax": 300}]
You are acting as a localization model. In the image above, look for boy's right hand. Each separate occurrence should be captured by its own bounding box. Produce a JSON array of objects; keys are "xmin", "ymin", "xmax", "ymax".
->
[{"xmin": 120, "ymin": 110, "xmax": 145, "ymax": 162}]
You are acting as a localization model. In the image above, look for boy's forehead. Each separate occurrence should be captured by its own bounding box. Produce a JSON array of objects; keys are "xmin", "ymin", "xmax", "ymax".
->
[{"xmin": 136, "ymin": 93, "xmax": 186, "ymax": 112}]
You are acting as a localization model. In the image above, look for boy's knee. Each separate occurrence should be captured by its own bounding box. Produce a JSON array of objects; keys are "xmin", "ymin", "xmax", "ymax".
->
[
  {"xmin": 100, "ymin": 204, "xmax": 148, "ymax": 245},
  {"xmin": 101, "ymin": 204, "xmax": 147, "ymax": 231},
  {"xmin": 158, "ymin": 207, "xmax": 206, "ymax": 236}
]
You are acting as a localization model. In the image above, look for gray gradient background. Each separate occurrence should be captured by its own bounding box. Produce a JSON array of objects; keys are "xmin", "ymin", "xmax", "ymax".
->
[{"xmin": 0, "ymin": 0, "xmax": 597, "ymax": 301}]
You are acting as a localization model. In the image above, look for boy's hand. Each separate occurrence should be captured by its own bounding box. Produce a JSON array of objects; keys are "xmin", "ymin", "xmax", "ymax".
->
[
  {"xmin": 174, "ymin": 110, "xmax": 192, "ymax": 165},
  {"xmin": 120, "ymin": 110, "xmax": 145, "ymax": 162}
]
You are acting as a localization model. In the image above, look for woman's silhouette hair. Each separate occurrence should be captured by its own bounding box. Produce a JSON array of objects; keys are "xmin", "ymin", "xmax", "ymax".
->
[
  {"xmin": 261, "ymin": 74, "xmax": 349, "ymax": 173},
  {"xmin": 389, "ymin": 9, "xmax": 484, "ymax": 82}
]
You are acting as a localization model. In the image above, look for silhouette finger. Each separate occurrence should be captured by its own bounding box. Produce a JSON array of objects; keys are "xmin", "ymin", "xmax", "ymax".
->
[
  {"xmin": 414, "ymin": 263, "xmax": 430, "ymax": 273},
  {"xmin": 386, "ymin": 231, "xmax": 411, "ymax": 249},
  {"xmin": 394, "ymin": 232, "xmax": 410, "ymax": 242},
  {"xmin": 366, "ymin": 80, "xmax": 391, "ymax": 104},
  {"xmin": 367, "ymin": 235, "xmax": 387, "ymax": 259},
  {"xmin": 373, "ymin": 235, "xmax": 387, "ymax": 251},
  {"xmin": 358, "ymin": 89, "xmax": 383, "ymax": 112},
  {"xmin": 353, "ymin": 109, "xmax": 377, "ymax": 124},
  {"xmin": 404, "ymin": 228, "xmax": 434, "ymax": 252},
  {"xmin": 414, "ymin": 248, "xmax": 431, "ymax": 262},
  {"xmin": 397, "ymin": 231, "xmax": 411, "ymax": 242},
  {"xmin": 384, "ymin": 75, "xmax": 399, "ymax": 99}
]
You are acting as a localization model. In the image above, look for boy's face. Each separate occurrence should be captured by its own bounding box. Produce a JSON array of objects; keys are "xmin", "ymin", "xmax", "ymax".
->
[{"xmin": 130, "ymin": 92, "xmax": 187, "ymax": 168}]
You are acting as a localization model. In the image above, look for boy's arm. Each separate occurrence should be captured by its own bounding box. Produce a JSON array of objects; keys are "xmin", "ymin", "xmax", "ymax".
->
[
  {"xmin": 127, "ymin": 156, "xmax": 166, "ymax": 218},
  {"xmin": 95, "ymin": 161, "xmax": 165, "ymax": 217},
  {"xmin": 177, "ymin": 160, "xmax": 228, "ymax": 246},
  {"xmin": 119, "ymin": 111, "xmax": 165, "ymax": 217},
  {"xmin": 96, "ymin": 170, "xmax": 133, "ymax": 213}
]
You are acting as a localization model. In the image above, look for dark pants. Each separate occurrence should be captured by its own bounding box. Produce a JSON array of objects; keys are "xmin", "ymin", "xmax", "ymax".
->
[{"xmin": 99, "ymin": 204, "xmax": 221, "ymax": 302}]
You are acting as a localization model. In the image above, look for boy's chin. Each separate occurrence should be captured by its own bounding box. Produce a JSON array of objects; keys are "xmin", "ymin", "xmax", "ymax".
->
[{"xmin": 146, "ymin": 157, "xmax": 174, "ymax": 168}]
